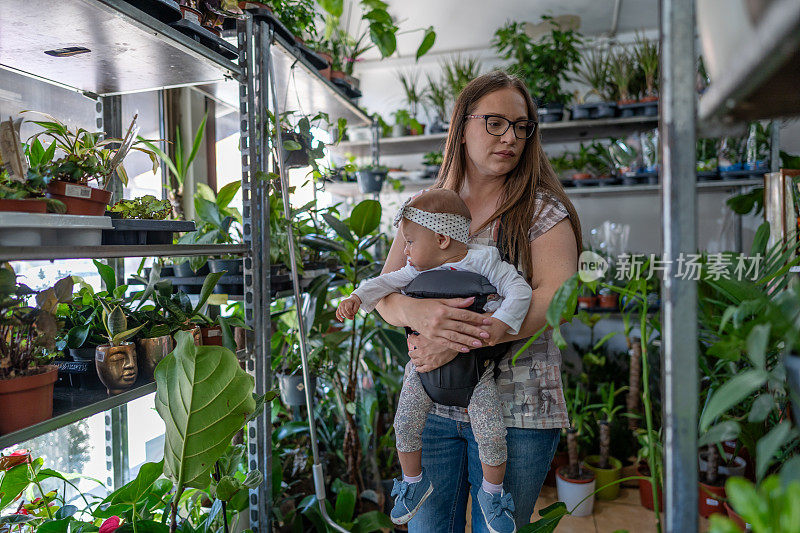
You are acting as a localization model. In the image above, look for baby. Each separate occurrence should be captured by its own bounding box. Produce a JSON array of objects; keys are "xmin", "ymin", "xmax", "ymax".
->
[{"xmin": 336, "ymin": 189, "xmax": 531, "ymax": 533}]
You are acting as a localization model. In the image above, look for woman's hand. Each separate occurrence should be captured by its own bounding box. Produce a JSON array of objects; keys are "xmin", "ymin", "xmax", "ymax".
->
[
  {"xmin": 401, "ymin": 296, "xmax": 492, "ymax": 353},
  {"xmin": 407, "ymin": 333, "xmax": 459, "ymax": 373}
]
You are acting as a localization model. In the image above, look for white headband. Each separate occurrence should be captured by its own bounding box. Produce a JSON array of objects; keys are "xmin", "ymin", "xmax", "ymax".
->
[{"xmin": 392, "ymin": 194, "xmax": 471, "ymax": 243}]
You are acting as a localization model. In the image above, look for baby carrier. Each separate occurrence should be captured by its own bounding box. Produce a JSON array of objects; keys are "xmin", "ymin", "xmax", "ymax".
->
[{"xmin": 403, "ymin": 221, "xmax": 515, "ymax": 407}]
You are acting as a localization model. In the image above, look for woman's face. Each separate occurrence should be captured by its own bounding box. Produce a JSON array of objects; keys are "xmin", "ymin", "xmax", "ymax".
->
[{"xmin": 462, "ymin": 87, "xmax": 529, "ymax": 178}]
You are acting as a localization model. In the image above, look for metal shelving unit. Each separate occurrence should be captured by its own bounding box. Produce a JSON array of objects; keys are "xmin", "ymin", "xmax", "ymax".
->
[
  {"xmin": 0, "ymin": 2, "xmax": 369, "ymax": 530},
  {"xmin": 333, "ymin": 116, "xmax": 658, "ymax": 157}
]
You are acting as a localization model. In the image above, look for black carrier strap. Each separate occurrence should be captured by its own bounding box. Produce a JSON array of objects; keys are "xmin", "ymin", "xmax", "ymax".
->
[{"xmin": 405, "ymin": 216, "xmax": 516, "ymax": 408}]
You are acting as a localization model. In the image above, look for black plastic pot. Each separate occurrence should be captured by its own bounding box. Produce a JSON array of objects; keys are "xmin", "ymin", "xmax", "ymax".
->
[
  {"xmin": 538, "ymin": 103, "xmax": 564, "ymax": 123},
  {"xmin": 102, "ymin": 219, "xmax": 196, "ymax": 246},
  {"xmin": 69, "ymin": 347, "xmax": 96, "ymax": 362},
  {"xmin": 281, "ymin": 131, "xmax": 310, "ymax": 169},
  {"xmin": 120, "ymin": 0, "xmax": 181, "ymax": 23},
  {"xmin": 173, "ymin": 262, "xmax": 209, "ymax": 277},
  {"xmin": 277, "ymin": 372, "xmax": 316, "ymax": 407},
  {"xmin": 570, "ymin": 104, "xmax": 592, "ymax": 120},
  {"xmin": 208, "ymin": 258, "xmax": 244, "ymax": 275},
  {"xmin": 356, "ymin": 169, "xmax": 387, "ymax": 194},
  {"xmin": 786, "ymin": 354, "xmax": 800, "ymax": 417},
  {"xmin": 594, "ymin": 102, "xmax": 618, "ymax": 118}
]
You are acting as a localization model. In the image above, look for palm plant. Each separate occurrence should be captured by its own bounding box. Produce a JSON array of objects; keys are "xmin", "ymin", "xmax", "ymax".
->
[
  {"xmin": 608, "ymin": 47, "xmax": 637, "ymax": 103},
  {"xmin": 424, "ymin": 73, "xmax": 450, "ymax": 124},
  {"xmin": 397, "ymin": 70, "xmax": 424, "ymax": 119},
  {"xmin": 633, "ymin": 32, "xmax": 660, "ymax": 99},
  {"xmin": 441, "ymin": 54, "xmax": 482, "ymax": 99},
  {"xmin": 575, "ymin": 46, "xmax": 613, "ymax": 102},
  {"xmin": 140, "ymin": 114, "xmax": 207, "ymax": 220},
  {"xmin": 588, "ymin": 382, "xmax": 628, "ymax": 469}
]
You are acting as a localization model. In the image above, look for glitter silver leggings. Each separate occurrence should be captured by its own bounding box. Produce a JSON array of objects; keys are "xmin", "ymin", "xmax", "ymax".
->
[{"xmin": 394, "ymin": 364, "xmax": 508, "ymax": 466}]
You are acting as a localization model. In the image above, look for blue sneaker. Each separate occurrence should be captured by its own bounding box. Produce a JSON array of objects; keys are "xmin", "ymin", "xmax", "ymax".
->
[
  {"xmin": 476, "ymin": 488, "xmax": 516, "ymax": 533},
  {"xmin": 389, "ymin": 471, "xmax": 433, "ymax": 525}
]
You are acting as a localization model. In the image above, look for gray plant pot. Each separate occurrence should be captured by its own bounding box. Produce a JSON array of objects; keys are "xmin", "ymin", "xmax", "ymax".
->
[
  {"xmin": 786, "ymin": 354, "xmax": 800, "ymax": 416},
  {"xmin": 69, "ymin": 347, "xmax": 97, "ymax": 362},
  {"xmin": 356, "ymin": 170, "xmax": 387, "ymax": 194},
  {"xmin": 277, "ymin": 372, "xmax": 316, "ymax": 407}
]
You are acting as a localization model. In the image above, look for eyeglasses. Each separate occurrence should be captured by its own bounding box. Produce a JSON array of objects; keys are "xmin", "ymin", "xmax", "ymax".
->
[{"xmin": 464, "ymin": 114, "xmax": 538, "ymax": 139}]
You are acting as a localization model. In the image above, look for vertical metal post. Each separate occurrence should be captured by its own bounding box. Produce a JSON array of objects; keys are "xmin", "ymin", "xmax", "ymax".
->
[
  {"xmin": 371, "ymin": 114, "xmax": 380, "ymax": 167},
  {"xmin": 240, "ymin": 13, "xmax": 272, "ymax": 533},
  {"xmin": 660, "ymin": 1, "xmax": 698, "ymax": 532},
  {"xmin": 158, "ymin": 89, "xmax": 169, "ymax": 201},
  {"xmin": 105, "ymin": 406, "xmax": 129, "ymax": 489},
  {"xmin": 770, "ymin": 120, "xmax": 781, "ymax": 172}
]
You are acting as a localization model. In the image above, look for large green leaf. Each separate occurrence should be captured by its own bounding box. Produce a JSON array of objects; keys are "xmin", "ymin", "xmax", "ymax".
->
[
  {"xmin": 0, "ymin": 463, "xmax": 30, "ymax": 511},
  {"xmin": 699, "ymin": 369, "xmax": 767, "ymax": 432},
  {"xmin": 192, "ymin": 272, "xmax": 225, "ymax": 317},
  {"xmin": 322, "ymin": 213, "xmax": 354, "ymax": 243},
  {"xmin": 518, "ymin": 501, "xmax": 568, "ymax": 533},
  {"xmin": 93, "ymin": 259, "xmax": 117, "ymax": 293},
  {"xmin": 416, "ymin": 27, "xmax": 436, "ymax": 60},
  {"xmin": 155, "ymin": 331, "xmax": 255, "ymax": 493},
  {"xmin": 756, "ymin": 422, "xmax": 793, "ymax": 481},
  {"xmin": 216, "ymin": 181, "xmax": 241, "ymax": 210},
  {"xmin": 102, "ymin": 460, "xmax": 164, "ymax": 507},
  {"xmin": 349, "ymin": 200, "xmax": 381, "ymax": 238},
  {"xmin": 352, "ymin": 510, "xmax": 393, "ymax": 532}
]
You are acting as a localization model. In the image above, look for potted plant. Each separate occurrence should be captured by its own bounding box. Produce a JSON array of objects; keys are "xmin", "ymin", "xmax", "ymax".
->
[
  {"xmin": 425, "ymin": 74, "xmax": 450, "ymax": 133},
  {"xmin": 95, "ymin": 305, "xmax": 146, "ymax": 395},
  {"xmin": 25, "ymin": 112, "xmax": 156, "ymax": 216},
  {"xmin": 0, "ymin": 268, "xmax": 72, "ymax": 434},
  {"xmin": 355, "ymin": 164, "xmax": 388, "ymax": 194},
  {"xmin": 584, "ymin": 382, "xmax": 627, "ymax": 500},
  {"xmin": 58, "ymin": 286, "xmax": 108, "ymax": 362},
  {"xmin": 577, "ymin": 282, "xmax": 597, "ymax": 309},
  {"xmin": 391, "ymin": 109, "xmax": 422, "ymax": 137},
  {"xmin": 422, "ymin": 151, "xmax": 443, "ymax": 179},
  {"xmin": 492, "ymin": 16, "xmax": 582, "ymax": 122},
  {"xmin": 556, "ymin": 381, "xmax": 596, "ymax": 516},
  {"xmin": 597, "ymin": 286, "xmax": 619, "ymax": 309},
  {"xmin": 572, "ymin": 46, "xmax": 617, "ymax": 120},
  {"xmin": 398, "ymin": 70, "xmax": 425, "ymax": 134},
  {"xmin": 178, "ymin": 0, "xmax": 202, "ymax": 24},
  {"xmin": 635, "ymin": 428, "xmax": 663, "ymax": 511},
  {"xmin": 609, "ymin": 48, "xmax": 639, "ymax": 116},
  {"xmin": 708, "ymin": 473, "xmax": 799, "ymax": 533},
  {"xmin": 633, "ymin": 33, "xmax": 659, "ymax": 104},
  {"xmin": 0, "ymin": 138, "xmax": 67, "ymax": 214}
]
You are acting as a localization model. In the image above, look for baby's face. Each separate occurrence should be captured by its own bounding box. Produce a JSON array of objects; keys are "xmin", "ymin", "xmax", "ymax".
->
[{"xmin": 400, "ymin": 220, "xmax": 444, "ymax": 271}]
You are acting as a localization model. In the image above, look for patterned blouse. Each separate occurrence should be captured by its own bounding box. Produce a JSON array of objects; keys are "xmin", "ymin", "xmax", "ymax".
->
[{"xmin": 430, "ymin": 190, "xmax": 571, "ymax": 429}]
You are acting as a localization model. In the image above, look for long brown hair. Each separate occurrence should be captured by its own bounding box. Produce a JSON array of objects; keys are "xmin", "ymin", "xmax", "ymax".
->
[{"xmin": 434, "ymin": 70, "xmax": 582, "ymax": 279}]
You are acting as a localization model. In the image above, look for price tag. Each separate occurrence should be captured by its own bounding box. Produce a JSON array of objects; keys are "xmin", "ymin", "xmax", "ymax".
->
[
  {"xmin": 706, "ymin": 498, "xmax": 719, "ymax": 506},
  {"xmin": 64, "ymin": 184, "xmax": 92, "ymax": 199}
]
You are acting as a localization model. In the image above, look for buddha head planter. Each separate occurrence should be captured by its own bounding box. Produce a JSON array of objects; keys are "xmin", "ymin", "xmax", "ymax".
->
[{"xmin": 96, "ymin": 343, "xmax": 138, "ymax": 395}]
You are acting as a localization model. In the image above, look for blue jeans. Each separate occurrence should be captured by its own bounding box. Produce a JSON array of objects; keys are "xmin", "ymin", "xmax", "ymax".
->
[{"xmin": 407, "ymin": 413, "xmax": 560, "ymax": 532}]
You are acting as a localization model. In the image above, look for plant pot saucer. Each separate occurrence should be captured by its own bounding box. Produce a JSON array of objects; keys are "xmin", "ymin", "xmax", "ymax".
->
[
  {"xmin": 170, "ymin": 19, "xmax": 238, "ymax": 60},
  {"xmin": 120, "ymin": 0, "xmax": 182, "ymax": 23}
]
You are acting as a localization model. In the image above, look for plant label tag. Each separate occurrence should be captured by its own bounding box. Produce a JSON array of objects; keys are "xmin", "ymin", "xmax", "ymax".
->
[
  {"xmin": 65, "ymin": 184, "xmax": 92, "ymax": 199},
  {"xmin": 96, "ymin": 351, "xmax": 105, "ymax": 363},
  {"xmin": 706, "ymin": 498, "xmax": 719, "ymax": 506}
]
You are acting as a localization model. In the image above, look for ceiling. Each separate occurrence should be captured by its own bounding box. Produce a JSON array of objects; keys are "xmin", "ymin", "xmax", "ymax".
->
[{"xmin": 359, "ymin": 0, "xmax": 660, "ymax": 61}]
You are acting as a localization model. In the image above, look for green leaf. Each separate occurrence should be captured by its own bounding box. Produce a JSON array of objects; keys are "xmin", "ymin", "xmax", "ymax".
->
[
  {"xmin": 351, "ymin": 510, "xmax": 393, "ymax": 532},
  {"xmin": 724, "ymin": 476, "xmax": 760, "ymax": 525},
  {"xmin": 333, "ymin": 479, "xmax": 356, "ymax": 523},
  {"xmin": 67, "ymin": 325, "xmax": 90, "ymax": 349},
  {"xmin": 699, "ymin": 369, "xmax": 767, "ymax": 432},
  {"xmin": 751, "ymin": 222, "xmax": 770, "ymax": 257},
  {"xmin": 349, "ymin": 200, "xmax": 381, "ymax": 237},
  {"xmin": 282, "ymin": 139, "xmax": 302, "ymax": 151},
  {"xmin": 54, "ymin": 504, "xmax": 77, "ymax": 518},
  {"xmin": 518, "ymin": 501, "xmax": 568, "ymax": 533},
  {"xmin": 274, "ymin": 421, "xmax": 309, "ymax": 442},
  {"xmin": 756, "ymin": 422, "xmax": 792, "ymax": 481},
  {"xmin": 322, "ymin": 213, "xmax": 354, "ymax": 243},
  {"xmin": 93, "ymin": 259, "xmax": 117, "ymax": 293},
  {"xmin": 195, "ymin": 198, "xmax": 224, "ymax": 229},
  {"xmin": 154, "ymin": 331, "xmax": 256, "ymax": 493},
  {"xmin": 746, "ymin": 323, "xmax": 770, "ymax": 370},
  {"xmin": 416, "ymin": 27, "xmax": 436, "ymax": 60},
  {"xmin": 370, "ymin": 26, "xmax": 396, "ymax": 57},
  {"xmin": 216, "ymin": 181, "xmax": 241, "ymax": 210},
  {"xmin": 707, "ymin": 515, "xmax": 743, "ymax": 533},
  {"xmin": 748, "ymin": 394, "xmax": 775, "ymax": 423},
  {"xmin": 103, "ymin": 460, "xmax": 164, "ymax": 506},
  {"xmin": 192, "ymin": 272, "xmax": 226, "ymax": 317},
  {"xmin": 0, "ymin": 464, "xmax": 30, "ymax": 511},
  {"xmin": 699, "ymin": 421, "xmax": 740, "ymax": 447},
  {"xmin": 318, "ymin": 0, "xmax": 342, "ymax": 16}
]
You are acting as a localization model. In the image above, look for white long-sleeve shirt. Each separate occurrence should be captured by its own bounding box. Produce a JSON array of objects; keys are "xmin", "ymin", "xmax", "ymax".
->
[{"xmin": 353, "ymin": 244, "xmax": 532, "ymax": 334}]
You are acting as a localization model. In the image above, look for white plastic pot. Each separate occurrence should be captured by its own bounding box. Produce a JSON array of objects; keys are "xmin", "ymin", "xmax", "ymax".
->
[
  {"xmin": 556, "ymin": 467, "xmax": 595, "ymax": 517},
  {"xmin": 698, "ymin": 452, "xmax": 747, "ymax": 478},
  {"xmin": 0, "ymin": 213, "xmax": 112, "ymax": 246}
]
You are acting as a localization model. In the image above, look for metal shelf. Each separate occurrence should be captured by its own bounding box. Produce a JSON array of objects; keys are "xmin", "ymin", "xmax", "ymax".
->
[
  {"xmin": 323, "ymin": 177, "xmax": 763, "ymax": 199},
  {"xmin": 0, "ymin": 0, "xmax": 241, "ymax": 98},
  {"xmin": 0, "ymin": 244, "xmax": 249, "ymax": 262},
  {"xmin": 333, "ymin": 116, "xmax": 659, "ymax": 157},
  {"xmin": 0, "ymin": 382, "xmax": 156, "ymax": 450},
  {"xmin": 698, "ymin": 0, "xmax": 800, "ymax": 124}
]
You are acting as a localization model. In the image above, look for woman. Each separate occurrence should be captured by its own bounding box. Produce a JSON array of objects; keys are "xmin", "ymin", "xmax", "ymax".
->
[{"xmin": 375, "ymin": 71, "xmax": 582, "ymax": 531}]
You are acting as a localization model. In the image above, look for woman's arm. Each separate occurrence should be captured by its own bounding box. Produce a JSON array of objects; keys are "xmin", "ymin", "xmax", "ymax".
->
[
  {"xmin": 374, "ymin": 225, "xmax": 490, "ymax": 352},
  {"xmin": 489, "ymin": 218, "xmax": 578, "ymax": 344}
]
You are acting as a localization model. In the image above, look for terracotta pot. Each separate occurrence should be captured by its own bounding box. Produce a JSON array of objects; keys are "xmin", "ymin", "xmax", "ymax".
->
[
  {"xmin": 577, "ymin": 296, "xmax": 597, "ymax": 309},
  {"xmin": 96, "ymin": 343, "xmax": 138, "ymax": 395},
  {"xmin": 293, "ymin": 35, "xmax": 305, "ymax": 46},
  {"xmin": 545, "ymin": 451, "xmax": 569, "ymax": 487},
  {"xmin": 238, "ymin": 1, "xmax": 272, "ymax": 12},
  {"xmin": 234, "ymin": 326, "xmax": 248, "ymax": 351},
  {"xmin": 136, "ymin": 335, "xmax": 174, "ymax": 381},
  {"xmin": 698, "ymin": 480, "xmax": 726, "ymax": 518},
  {"xmin": 639, "ymin": 95, "xmax": 659, "ymax": 103},
  {"xmin": 330, "ymin": 70, "xmax": 346, "ymax": 81},
  {"xmin": 315, "ymin": 51, "xmax": 333, "ymax": 80},
  {"xmin": 180, "ymin": 5, "xmax": 202, "ymax": 24},
  {"xmin": 200, "ymin": 326, "xmax": 223, "ymax": 346},
  {"xmin": 0, "ymin": 198, "xmax": 48, "ymax": 213},
  {"xmin": 175, "ymin": 325, "xmax": 202, "ymax": 347},
  {"xmin": 572, "ymin": 172, "xmax": 592, "ymax": 180},
  {"xmin": 46, "ymin": 181, "xmax": 112, "ymax": 216},
  {"xmin": 723, "ymin": 501, "xmax": 749, "ymax": 531},
  {"xmin": 0, "ymin": 366, "xmax": 58, "ymax": 434},
  {"xmin": 409, "ymin": 123, "xmax": 426, "ymax": 136},
  {"xmin": 598, "ymin": 293, "xmax": 619, "ymax": 309},
  {"xmin": 637, "ymin": 464, "xmax": 663, "ymax": 511}
]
